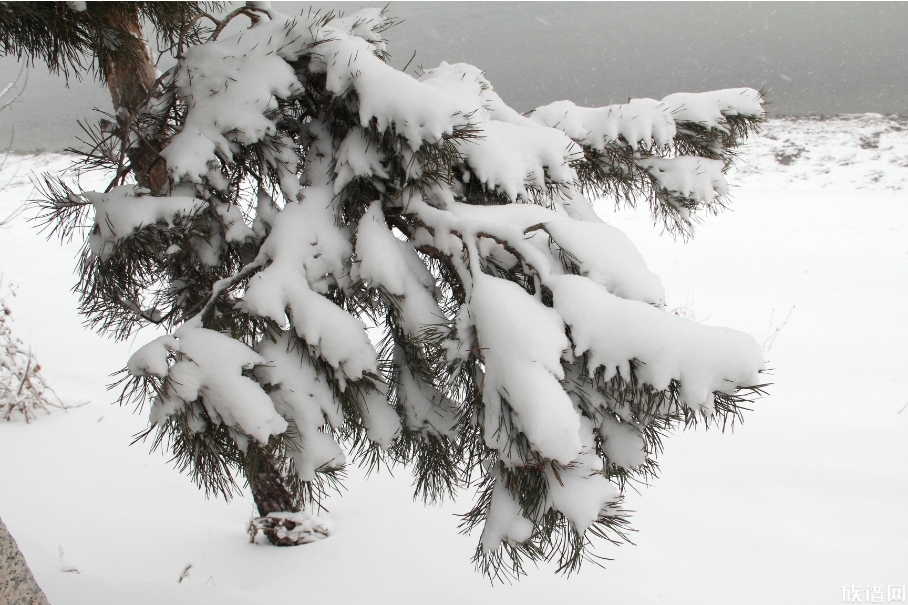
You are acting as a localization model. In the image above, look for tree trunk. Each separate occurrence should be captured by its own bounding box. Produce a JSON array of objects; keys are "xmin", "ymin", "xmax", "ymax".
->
[
  {"xmin": 97, "ymin": 9, "xmax": 305, "ymax": 546},
  {"xmin": 246, "ymin": 451, "xmax": 318, "ymax": 547},
  {"xmin": 102, "ymin": 7, "xmax": 169, "ymax": 195},
  {"xmin": 246, "ymin": 452, "xmax": 297, "ymax": 517}
]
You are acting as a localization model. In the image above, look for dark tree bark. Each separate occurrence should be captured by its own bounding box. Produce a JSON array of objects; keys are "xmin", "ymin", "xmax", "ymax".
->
[
  {"xmin": 245, "ymin": 448, "xmax": 310, "ymax": 547},
  {"xmin": 245, "ymin": 452, "xmax": 297, "ymax": 517},
  {"xmin": 100, "ymin": 6, "xmax": 169, "ymax": 195}
]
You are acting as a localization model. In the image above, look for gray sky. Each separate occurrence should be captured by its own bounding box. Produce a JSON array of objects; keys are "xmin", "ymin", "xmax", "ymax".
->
[{"xmin": 1, "ymin": 1, "xmax": 906, "ymax": 152}]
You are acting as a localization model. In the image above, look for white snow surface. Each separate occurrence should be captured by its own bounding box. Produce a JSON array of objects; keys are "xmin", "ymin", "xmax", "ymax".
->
[
  {"xmin": 550, "ymin": 274, "xmax": 763, "ymax": 413},
  {"xmin": 1, "ymin": 119, "xmax": 907, "ymax": 603},
  {"xmin": 529, "ymin": 87, "xmax": 762, "ymax": 150},
  {"xmin": 334, "ymin": 128, "xmax": 390, "ymax": 194},
  {"xmin": 733, "ymin": 113, "xmax": 908, "ymax": 190},
  {"xmin": 454, "ymin": 120, "xmax": 580, "ymax": 200},
  {"xmin": 597, "ymin": 414, "xmax": 647, "ymax": 469},
  {"xmin": 479, "ymin": 479, "xmax": 535, "ymax": 552},
  {"xmin": 130, "ymin": 327, "xmax": 288, "ymax": 444},
  {"xmin": 255, "ymin": 334, "xmax": 347, "ymax": 481},
  {"xmin": 469, "ymin": 271, "xmax": 578, "ymax": 466},
  {"xmin": 353, "ymin": 202, "xmax": 444, "ymax": 336},
  {"xmin": 162, "ymin": 326, "xmax": 287, "ymax": 443}
]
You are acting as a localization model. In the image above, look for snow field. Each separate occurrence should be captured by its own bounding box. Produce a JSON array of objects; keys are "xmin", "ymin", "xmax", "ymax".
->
[{"xmin": 0, "ymin": 115, "xmax": 907, "ymax": 604}]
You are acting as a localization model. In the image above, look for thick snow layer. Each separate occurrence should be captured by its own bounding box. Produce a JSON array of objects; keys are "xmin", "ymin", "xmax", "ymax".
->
[
  {"xmin": 162, "ymin": 16, "xmax": 304, "ymax": 183},
  {"xmin": 353, "ymin": 202, "xmax": 444, "ymax": 335},
  {"xmin": 550, "ymin": 274, "xmax": 763, "ymax": 412},
  {"xmin": 598, "ymin": 414, "xmax": 646, "ymax": 469},
  {"xmin": 530, "ymin": 88, "xmax": 761, "ymax": 151},
  {"xmin": 420, "ymin": 62, "xmax": 538, "ymax": 130},
  {"xmin": 214, "ymin": 201, "xmax": 255, "ymax": 244},
  {"xmin": 131, "ymin": 326, "xmax": 288, "ymax": 444},
  {"xmin": 240, "ymin": 191, "xmax": 377, "ymax": 382},
  {"xmin": 85, "ymin": 186, "xmax": 204, "ymax": 261},
  {"xmin": 469, "ymin": 272, "xmax": 579, "ymax": 465},
  {"xmin": 334, "ymin": 128, "xmax": 390, "ymax": 194},
  {"xmin": 126, "ymin": 334, "xmax": 178, "ymax": 378},
  {"xmin": 543, "ymin": 462, "xmax": 616, "ymax": 535},
  {"xmin": 255, "ymin": 334, "xmax": 347, "ymax": 481},
  {"xmin": 662, "ymin": 88, "xmax": 765, "ymax": 129},
  {"xmin": 447, "ymin": 199, "xmax": 569, "ymax": 231},
  {"xmin": 530, "ymin": 98, "xmax": 676, "ymax": 150},
  {"xmin": 543, "ymin": 220, "xmax": 665, "ymax": 305},
  {"xmin": 479, "ymin": 479, "xmax": 534, "ymax": 552},
  {"xmin": 2, "ymin": 122, "xmax": 907, "ymax": 604},
  {"xmin": 357, "ymin": 385, "xmax": 402, "ymax": 449},
  {"xmin": 454, "ymin": 121, "xmax": 580, "ymax": 200},
  {"xmin": 164, "ymin": 6, "xmax": 667, "ymax": 210},
  {"xmin": 163, "ymin": 7, "xmax": 481, "ymax": 182},
  {"xmin": 637, "ymin": 156, "xmax": 728, "ymax": 204}
]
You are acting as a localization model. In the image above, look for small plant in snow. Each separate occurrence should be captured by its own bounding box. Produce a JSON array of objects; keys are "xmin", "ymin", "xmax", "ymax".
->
[
  {"xmin": 17, "ymin": 2, "xmax": 768, "ymax": 579},
  {"xmin": 0, "ymin": 281, "xmax": 62, "ymax": 422},
  {"xmin": 0, "ymin": 56, "xmax": 56, "ymax": 423}
]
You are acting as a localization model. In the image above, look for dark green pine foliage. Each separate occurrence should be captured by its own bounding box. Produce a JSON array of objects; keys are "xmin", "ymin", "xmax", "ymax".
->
[{"xmin": 0, "ymin": 2, "xmax": 213, "ymax": 81}]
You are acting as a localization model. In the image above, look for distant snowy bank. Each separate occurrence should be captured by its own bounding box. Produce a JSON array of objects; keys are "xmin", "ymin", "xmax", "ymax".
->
[{"xmin": 733, "ymin": 113, "xmax": 908, "ymax": 190}]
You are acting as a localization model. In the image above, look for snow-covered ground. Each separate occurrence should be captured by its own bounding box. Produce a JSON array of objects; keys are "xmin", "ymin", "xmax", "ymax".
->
[{"xmin": 1, "ymin": 115, "xmax": 906, "ymax": 604}]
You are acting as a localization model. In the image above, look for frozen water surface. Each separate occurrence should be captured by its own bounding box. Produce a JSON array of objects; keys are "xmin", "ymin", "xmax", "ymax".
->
[{"xmin": 0, "ymin": 2, "xmax": 905, "ymax": 150}]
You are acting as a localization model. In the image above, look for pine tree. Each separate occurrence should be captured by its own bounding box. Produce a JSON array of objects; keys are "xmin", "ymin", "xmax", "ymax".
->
[{"xmin": 23, "ymin": 4, "xmax": 766, "ymax": 577}]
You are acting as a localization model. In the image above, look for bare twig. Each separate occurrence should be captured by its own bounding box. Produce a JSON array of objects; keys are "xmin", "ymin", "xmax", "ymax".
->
[
  {"xmin": 207, "ymin": 6, "xmax": 268, "ymax": 42},
  {"xmin": 763, "ymin": 306, "xmax": 795, "ymax": 353},
  {"xmin": 177, "ymin": 563, "xmax": 193, "ymax": 583}
]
